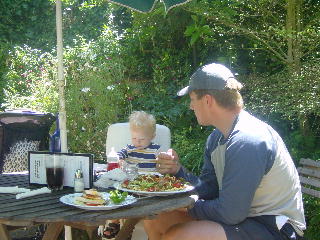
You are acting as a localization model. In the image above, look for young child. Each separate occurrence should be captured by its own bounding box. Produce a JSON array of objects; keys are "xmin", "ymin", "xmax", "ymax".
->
[
  {"xmin": 101, "ymin": 111, "xmax": 160, "ymax": 239},
  {"xmin": 118, "ymin": 110, "xmax": 160, "ymax": 172}
]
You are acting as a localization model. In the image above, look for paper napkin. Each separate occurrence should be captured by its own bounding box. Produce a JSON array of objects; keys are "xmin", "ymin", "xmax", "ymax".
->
[
  {"xmin": 0, "ymin": 186, "xmax": 31, "ymax": 194},
  {"xmin": 16, "ymin": 187, "xmax": 51, "ymax": 199},
  {"xmin": 94, "ymin": 168, "xmax": 127, "ymax": 188}
]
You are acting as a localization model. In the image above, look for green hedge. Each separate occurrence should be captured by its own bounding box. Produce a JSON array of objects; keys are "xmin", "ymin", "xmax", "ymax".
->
[{"xmin": 2, "ymin": 30, "xmax": 130, "ymax": 160}]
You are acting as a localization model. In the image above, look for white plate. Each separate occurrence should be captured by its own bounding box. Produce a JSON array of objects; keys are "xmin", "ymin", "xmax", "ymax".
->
[
  {"xmin": 137, "ymin": 171, "xmax": 162, "ymax": 176},
  {"xmin": 59, "ymin": 192, "xmax": 136, "ymax": 210},
  {"xmin": 114, "ymin": 182, "xmax": 194, "ymax": 196}
]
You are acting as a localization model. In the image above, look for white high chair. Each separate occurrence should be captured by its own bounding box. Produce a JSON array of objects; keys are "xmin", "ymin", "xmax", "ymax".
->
[
  {"xmin": 104, "ymin": 122, "xmax": 171, "ymax": 240},
  {"xmin": 106, "ymin": 122, "xmax": 171, "ymax": 154}
]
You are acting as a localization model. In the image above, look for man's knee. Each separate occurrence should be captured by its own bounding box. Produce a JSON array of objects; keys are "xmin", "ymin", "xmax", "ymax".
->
[
  {"xmin": 144, "ymin": 218, "xmax": 166, "ymax": 235},
  {"xmin": 162, "ymin": 223, "xmax": 187, "ymax": 240},
  {"xmin": 162, "ymin": 220, "xmax": 227, "ymax": 240},
  {"xmin": 144, "ymin": 219, "xmax": 157, "ymax": 233}
]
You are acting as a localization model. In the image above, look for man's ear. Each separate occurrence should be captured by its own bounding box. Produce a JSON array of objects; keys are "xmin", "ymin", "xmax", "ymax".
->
[{"xmin": 204, "ymin": 94, "xmax": 214, "ymax": 106}]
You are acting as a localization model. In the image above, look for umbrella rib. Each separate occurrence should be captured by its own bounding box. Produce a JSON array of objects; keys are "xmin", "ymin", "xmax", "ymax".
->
[
  {"xmin": 108, "ymin": 0, "xmax": 192, "ymax": 13},
  {"xmin": 165, "ymin": 0, "xmax": 193, "ymax": 13},
  {"xmin": 107, "ymin": 0, "xmax": 157, "ymax": 13}
]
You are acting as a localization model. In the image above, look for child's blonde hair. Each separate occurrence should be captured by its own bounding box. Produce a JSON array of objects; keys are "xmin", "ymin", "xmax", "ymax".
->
[{"xmin": 129, "ymin": 111, "xmax": 156, "ymax": 137}]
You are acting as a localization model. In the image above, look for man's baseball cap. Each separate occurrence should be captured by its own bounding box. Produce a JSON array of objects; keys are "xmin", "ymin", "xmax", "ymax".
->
[{"xmin": 177, "ymin": 63, "xmax": 236, "ymax": 96}]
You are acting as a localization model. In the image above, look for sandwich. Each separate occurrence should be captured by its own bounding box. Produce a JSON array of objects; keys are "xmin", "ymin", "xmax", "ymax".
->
[{"xmin": 74, "ymin": 189, "xmax": 107, "ymax": 206}]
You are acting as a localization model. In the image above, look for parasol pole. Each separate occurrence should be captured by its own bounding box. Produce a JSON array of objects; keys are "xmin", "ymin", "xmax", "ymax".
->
[
  {"xmin": 56, "ymin": 1, "xmax": 72, "ymax": 240},
  {"xmin": 56, "ymin": 0, "xmax": 68, "ymax": 153}
]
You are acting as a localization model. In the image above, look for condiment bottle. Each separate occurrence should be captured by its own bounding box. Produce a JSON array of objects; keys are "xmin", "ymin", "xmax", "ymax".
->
[
  {"xmin": 74, "ymin": 169, "xmax": 85, "ymax": 192},
  {"xmin": 107, "ymin": 147, "xmax": 120, "ymax": 171}
]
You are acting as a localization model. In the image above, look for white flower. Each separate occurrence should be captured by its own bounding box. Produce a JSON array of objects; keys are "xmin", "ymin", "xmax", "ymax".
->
[{"xmin": 81, "ymin": 88, "xmax": 90, "ymax": 93}]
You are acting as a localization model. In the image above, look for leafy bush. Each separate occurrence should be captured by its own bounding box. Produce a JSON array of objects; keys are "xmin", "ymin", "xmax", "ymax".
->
[
  {"xmin": 242, "ymin": 61, "xmax": 320, "ymax": 161},
  {"xmin": 2, "ymin": 45, "xmax": 58, "ymax": 112},
  {"xmin": 0, "ymin": 0, "xmax": 56, "ymax": 50},
  {"xmin": 63, "ymin": 31, "xmax": 129, "ymax": 159},
  {"xmin": 172, "ymin": 123, "xmax": 212, "ymax": 175},
  {"xmin": 243, "ymin": 61, "xmax": 320, "ymax": 121},
  {"xmin": 2, "ymin": 29, "xmax": 129, "ymax": 160},
  {"xmin": 0, "ymin": 42, "xmax": 11, "ymax": 105},
  {"xmin": 303, "ymin": 196, "xmax": 320, "ymax": 240}
]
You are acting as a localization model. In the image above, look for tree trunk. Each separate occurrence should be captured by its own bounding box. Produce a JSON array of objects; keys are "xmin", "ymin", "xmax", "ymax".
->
[{"xmin": 286, "ymin": 0, "xmax": 303, "ymax": 74}]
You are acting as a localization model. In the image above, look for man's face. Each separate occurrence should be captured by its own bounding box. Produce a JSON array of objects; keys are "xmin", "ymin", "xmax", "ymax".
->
[
  {"xmin": 189, "ymin": 91, "xmax": 209, "ymax": 126},
  {"xmin": 131, "ymin": 129, "xmax": 153, "ymax": 149}
]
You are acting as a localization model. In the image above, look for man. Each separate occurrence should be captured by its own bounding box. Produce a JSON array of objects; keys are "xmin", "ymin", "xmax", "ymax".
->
[{"xmin": 144, "ymin": 63, "xmax": 306, "ymax": 240}]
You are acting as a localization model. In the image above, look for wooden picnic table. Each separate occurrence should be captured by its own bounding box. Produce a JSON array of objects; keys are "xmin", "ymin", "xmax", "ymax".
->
[{"xmin": 0, "ymin": 173, "xmax": 195, "ymax": 240}]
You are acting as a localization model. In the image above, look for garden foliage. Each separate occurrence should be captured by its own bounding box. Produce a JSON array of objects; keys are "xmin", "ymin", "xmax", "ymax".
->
[
  {"xmin": 63, "ymin": 31, "xmax": 129, "ymax": 159},
  {"xmin": 243, "ymin": 61, "xmax": 320, "ymax": 161},
  {"xmin": 3, "ymin": 46, "xmax": 58, "ymax": 112},
  {"xmin": 2, "ymin": 29, "xmax": 129, "ymax": 160},
  {"xmin": 0, "ymin": 0, "xmax": 319, "ymax": 238}
]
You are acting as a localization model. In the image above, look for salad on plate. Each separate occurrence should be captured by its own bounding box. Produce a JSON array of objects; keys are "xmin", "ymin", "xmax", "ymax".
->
[{"xmin": 115, "ymin": 174, "xmax": 194, "ymax": 196}]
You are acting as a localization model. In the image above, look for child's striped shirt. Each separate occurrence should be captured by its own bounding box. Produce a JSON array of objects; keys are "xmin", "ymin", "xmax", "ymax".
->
[{"xmin": 117, "ymin": 143, "xmax": 160, "ymax": 172}]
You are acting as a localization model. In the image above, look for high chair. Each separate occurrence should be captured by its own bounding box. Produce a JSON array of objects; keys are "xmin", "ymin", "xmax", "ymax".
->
[{"xmin": 103, "ymin": 122, "xmax": 171, "ymax": 240}]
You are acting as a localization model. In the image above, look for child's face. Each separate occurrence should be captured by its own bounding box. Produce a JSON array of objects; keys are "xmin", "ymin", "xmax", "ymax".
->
[{"xmin": 131, "ymin": 129, "xmax": 154, "ymax": 149}]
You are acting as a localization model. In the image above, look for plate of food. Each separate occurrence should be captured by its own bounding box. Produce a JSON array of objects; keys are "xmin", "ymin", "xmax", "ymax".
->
[
  {"xmin": 59, "ymin": 189, "xmax": 136, "ymax": 210},
  {"xmin": 114, "ymin": 174, "xmax": 194, "ymax": 196}
]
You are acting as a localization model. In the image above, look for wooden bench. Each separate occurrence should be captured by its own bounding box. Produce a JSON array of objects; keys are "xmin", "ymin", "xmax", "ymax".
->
[{"xmin": 297, "ymin": 158, "xmax": 320, "ymax": 198}]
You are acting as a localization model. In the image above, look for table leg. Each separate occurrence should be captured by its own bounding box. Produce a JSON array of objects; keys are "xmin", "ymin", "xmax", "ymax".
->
[
  {"xmin": 65, "ymin": 226, "xmax": 72, "ymax": 240},
  {"xmin": 115, "ymin": 218, "xmax": 141, "ymax": 240},
  {"xmin": 85, "ymin": 225, "xmax": 98, "ymax": 240},
  {"xmin": 42, "ymin": 223, "xmax": 64, "ymax": 240},
  {"xmin": 0, "ymin": 223, "xmax": 11, "ymax": 240}
]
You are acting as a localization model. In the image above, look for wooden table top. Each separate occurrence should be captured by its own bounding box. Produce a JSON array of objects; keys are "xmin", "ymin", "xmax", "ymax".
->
[{"xmin": 0, "ymin": 173, "xmax": 195, "ymax": 226}]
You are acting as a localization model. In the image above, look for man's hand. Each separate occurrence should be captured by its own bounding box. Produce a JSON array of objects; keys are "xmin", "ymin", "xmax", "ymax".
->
[{"xmin": 156, "ymin": 149, "xmax": 181, "ymax": 175}]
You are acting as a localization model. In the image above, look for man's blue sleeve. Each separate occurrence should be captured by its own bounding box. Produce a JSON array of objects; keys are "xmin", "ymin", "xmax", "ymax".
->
[{"xmin": 187, "ymin": 135, "xmax": 271, "ymax": 225}]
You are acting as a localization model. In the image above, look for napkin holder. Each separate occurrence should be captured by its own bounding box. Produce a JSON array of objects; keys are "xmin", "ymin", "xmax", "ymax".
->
[{"xmin": 28, "ymin": 151, "xmax": 94, "ymax": 189}]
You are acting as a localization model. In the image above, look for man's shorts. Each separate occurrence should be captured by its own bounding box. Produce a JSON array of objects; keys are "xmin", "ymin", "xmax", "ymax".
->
[{"xmin": 220, "ymin": 215, "xmax": 303, "ymax": 240}]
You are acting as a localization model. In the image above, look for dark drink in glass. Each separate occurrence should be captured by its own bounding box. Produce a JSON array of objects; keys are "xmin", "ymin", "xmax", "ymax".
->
[
  {"xmin": 46, "ymin": 167, "xmax": 64, "ymax": 190},
  {"xmin": 45, "ymin": 155, "xmax": 64, "ymax": 191}
]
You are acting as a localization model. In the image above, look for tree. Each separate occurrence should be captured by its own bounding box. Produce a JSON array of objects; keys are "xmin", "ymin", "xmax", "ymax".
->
[
  {"xmin": 185, "ymin": 0, "xmax": 320, "ymax": 74},
  {"xmin": 0, "ymin": 0, "xmax": 56, "ymax": 50}
]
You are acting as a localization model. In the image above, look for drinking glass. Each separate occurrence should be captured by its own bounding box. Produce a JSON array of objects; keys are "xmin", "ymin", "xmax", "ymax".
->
[
  {"xmin": 45, "ymin": 155, "xmax": 64, "ymax": 191},
  {"xmin": 123, "ymin": 162, "xmax": 138, "ymax": 180}
]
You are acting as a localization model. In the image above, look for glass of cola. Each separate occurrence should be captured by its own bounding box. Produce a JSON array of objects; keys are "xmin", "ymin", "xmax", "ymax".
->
[{"xmin": 45, "ymin": 154, "xmax": 64, "ymax": 191}]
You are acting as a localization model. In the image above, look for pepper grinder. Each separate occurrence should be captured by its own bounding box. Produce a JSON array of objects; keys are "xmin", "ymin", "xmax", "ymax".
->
[{"xmin": 74, "ymin": 169, "xmax": 85, "ymax": 192}]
